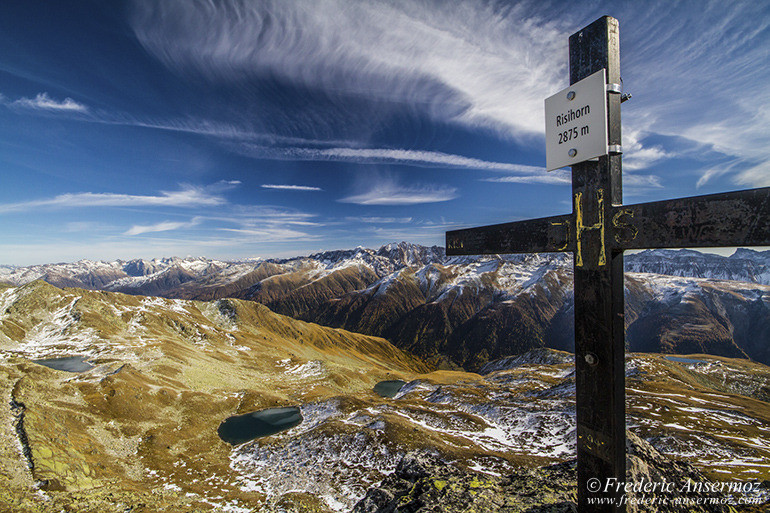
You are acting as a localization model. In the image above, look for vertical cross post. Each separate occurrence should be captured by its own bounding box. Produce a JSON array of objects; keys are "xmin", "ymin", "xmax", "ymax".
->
[
  {"xmin": 570, "ymin": 16, "xmax": 625, "ymax": 511},
  {"xmin": 448, "ymin": 14, "xmax": 770, "ymax": 512}
]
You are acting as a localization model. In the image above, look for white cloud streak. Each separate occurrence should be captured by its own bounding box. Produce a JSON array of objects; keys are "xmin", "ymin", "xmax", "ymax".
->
[
  {"xmin": 225, "ymin": 205, "xmax": 320, "ymax": 225},
  {"xmin": 11, "ymin": 92, "xmax": 88, "ymax": 112},
  {"xmin": 618, "ymin": 1, "xmax": 770, "ymax": 187},
  {"xmin": 125, "ymin": 0, "xmax": 770, "ymax": 188},
  {"xmin": 63, "ymin": 221, "xmax": 112, "ymax": 233},
  {"xmin": 733, "ymin": 161, "xmax": 770, "ymax": 188},
  {"xmin": 622, "ymin": 129, "xmax": 669, "ymax": 172},
  {"xmin": 7, "ymin": 89, "xmax": 542, "ymax": 180},
  {"xmin": 124, "ymin": 217, "xmax": 203, "ymax": 236},
  {"xmin": 130, "ymin": 0, "xmax": 568, "ymax": 139},
  {"xmin": 624, "ymin": 174, "xmax": 663, "ymax": 189},
  {"xmin": 345, "ymin": 216, "xmax": 413, "ymax": 224},
  {"xmin": 339, "ymin": 181, "xmax": 458, "ymax": 205},
  {"xmin": 238, "ymin": 144, "xmax": 544, "ymax": 174},
  {"xmin": 483, "ymin": 173, "xmax": 570, "ymax": 185},
  {"xmin": 0, "ymin": 182, "xmax": 236, "ymax": 213},
  {"xmin": 219, "ymin": 227, "xmax": 321, "ymax": 241},
  {"xmin": 261, "ymin": 184, "xmax": 323, "ymax": 191}
]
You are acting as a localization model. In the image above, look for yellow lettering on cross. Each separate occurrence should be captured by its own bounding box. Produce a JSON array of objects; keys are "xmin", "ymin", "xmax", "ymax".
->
[
  {"xmin": 612, "ymin": 208, "xmax": 638, "ymax": 244},
  {"xmin": 574, "ymin": 189, "xmax": 606, "ymax": 267}
]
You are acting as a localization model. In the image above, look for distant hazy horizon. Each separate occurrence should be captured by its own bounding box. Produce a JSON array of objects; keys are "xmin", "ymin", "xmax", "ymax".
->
[{"xmin": 2, "ymin": 243, "xmax": 770, "ymax": 268}]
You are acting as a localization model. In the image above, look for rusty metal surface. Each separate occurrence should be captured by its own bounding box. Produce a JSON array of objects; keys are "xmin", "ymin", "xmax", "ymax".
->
[
  {"xmin": 615, "ymin": 187, "xmax": 770, "ymax": 250},
  {"xmin": 445, "ymin": 213, "xmax": 574, "ymax": 255}
]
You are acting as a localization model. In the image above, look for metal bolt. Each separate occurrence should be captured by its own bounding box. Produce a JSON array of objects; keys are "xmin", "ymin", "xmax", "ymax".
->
[
  {"xmin": 585, "ymin": 353, "xmax": 597, "ymax": 366},
  {"xmin": 567, "ymin": 90, "xmax": 576, "ymax": 101},
  {"xmin": 568, "ymin": 148, "xmax": 577, "ymax": 158}
]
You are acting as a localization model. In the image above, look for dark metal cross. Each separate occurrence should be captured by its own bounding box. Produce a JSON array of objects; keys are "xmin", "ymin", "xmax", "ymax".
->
[{"xmin": 446, "ymin": 16, "xmax": 770, "ymax": 512}]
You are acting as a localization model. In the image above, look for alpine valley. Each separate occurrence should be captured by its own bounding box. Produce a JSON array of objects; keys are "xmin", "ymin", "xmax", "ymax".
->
[{"xmin": 1, "ymin": 244, "xmax": 769, "ymax": 512}]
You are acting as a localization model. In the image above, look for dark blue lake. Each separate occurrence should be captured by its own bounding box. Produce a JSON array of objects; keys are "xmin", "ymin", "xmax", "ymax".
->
[
  {"xmin": 217, "ymin": 406, "xmax": 303, "ymax": 445},
  {"xmin": 33, "ymin": 356, "xmax": 94, "ymax": 372},
  {"xmin": 374, "ymin": 380, "xmax": 406, "ymax": 398}
]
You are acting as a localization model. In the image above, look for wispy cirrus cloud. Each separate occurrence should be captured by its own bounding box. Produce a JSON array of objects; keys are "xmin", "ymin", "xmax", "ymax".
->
[
  {"xmin": 733, "ymin": 162, "xmax": 770, "ymax": 188},
  {"xmin": 6, "ymin": 89, "xmax": 546, "ymax": 181},
  {"xmin": 219, "ymin": 227, "xmax": 321, "ymax": 241},
  {"xmin": 237, "ymin": 144, "xmax": 544, "ymax": 174},
  {"xmin": 225, "ymin": 205, "xmax": 320, "ymax": 226},
  {"xmin": 124, "ymin": 217, "xmax": 203, "ymax": 236},
  {"xmin": 483, "ymin": 173, "xmax": 570, "ymax": 185},
  {"xmin": 0, "ymin": 181, "xmax": 238, "ymax": 213},
  {"xmin": 340, "ymin": 179, "xmax": 458, "ymax": 206},
  {"xmin": 10, "ymin": 92, "xmax": 88, "ymax": 112},
  {"xmin": 483, "ymin": 167, "xmax": 663, "ymax": 192},
  {"xmin": 63, "ymin": 221, "xmax": 113, "ymax": 233},
  {"xmin": 345, "ymin": 216, "xmax": 413, "ymax": 224},
  {"xmin": 120, "ymin": 205, "xmax": 323, "ymax": 241},
  {"xmin": 130, "ymin": 0, "xmax": 568, "ymax": 139},
  {"xmin": 128, "ymin": 0, "xmax": 770, "ymax": 189},
  {"xmin": 624, "ymin": 174, "xmax": 663, "ymax": 189},
  {"xmin": 622, "ymin": 129, "xmax": 669, "ymax": 172},
  {"xmin": 618, "ymin": 1, "xmax": 770, "ymax": 187},
  {"xmin": 261, "ymin": 184, "xmax": 323, "ymax": 192}
]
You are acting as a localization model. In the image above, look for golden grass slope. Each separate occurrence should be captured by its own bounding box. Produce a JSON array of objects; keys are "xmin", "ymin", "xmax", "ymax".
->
[
  {"xmin": 0, "ymin": 281, "xmax": 768, "ymax": 511},
  {"xmin": 0, "ymin": 281, "xmax": 428, "ymax": 511}
]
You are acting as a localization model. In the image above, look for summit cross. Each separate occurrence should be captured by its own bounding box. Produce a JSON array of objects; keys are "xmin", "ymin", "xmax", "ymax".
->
[{"xmin": 446, "ymin": 15, "xmax": 770, "ymax": 512}]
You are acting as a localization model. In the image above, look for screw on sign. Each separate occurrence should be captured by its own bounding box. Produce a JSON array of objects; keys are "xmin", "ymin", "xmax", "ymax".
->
[{"xmin": 446, "ymin": 15, "xmax": 770, "ymax": 512}]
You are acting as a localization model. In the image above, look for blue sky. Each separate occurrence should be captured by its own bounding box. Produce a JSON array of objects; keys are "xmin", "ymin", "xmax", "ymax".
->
[{"xmin": 1, "ymin": 0, "xmax": 769, "ymax": 265}]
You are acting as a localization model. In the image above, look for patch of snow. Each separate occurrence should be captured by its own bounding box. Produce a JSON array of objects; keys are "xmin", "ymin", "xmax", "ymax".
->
[
  {"xmin": 286, "ymin": 360, "xmax": 326, "ymax": 379},
  {"xmin": 288, "ymin": 399, "xmax": 341, "ymax": 436},
  {"xmin": 0, "ymin": 287, "xmax": 19, "ymax": 320},
  {"xmin": 394, "ymin": 380, "xmax": 438, "ymax": 399},
  {"xmin": 230, "ymin": 430, "xmax": 400, "ymax": 512},
  {"xmin": 16, "ymin": 296, "xmax": 102, "ymax": 358},
  {"xmin": 467, "ymin": 461, "xmax": 504, "ymax": 476}
]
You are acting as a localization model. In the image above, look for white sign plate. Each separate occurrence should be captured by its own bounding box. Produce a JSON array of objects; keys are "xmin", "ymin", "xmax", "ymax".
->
[{"xmin": 544, "ymin": 68, "xmax": 608, "ymax": 172}]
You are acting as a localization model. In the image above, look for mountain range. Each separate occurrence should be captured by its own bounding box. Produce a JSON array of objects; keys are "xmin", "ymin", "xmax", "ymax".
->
[
  {"xmin": 2, "ymin": 243, "xmax": 769, "ymax": 370},
  {"xmin": 0, "ymin": 280, "xmax": 768, "ymax": 511}
]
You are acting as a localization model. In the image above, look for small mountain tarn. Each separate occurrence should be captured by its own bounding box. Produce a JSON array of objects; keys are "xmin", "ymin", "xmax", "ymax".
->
[
  {"xmin": 217, "ymin": 407, "xmax": 303, "ymax": 445},
  {"xmin": 32, "ymin": 356, "xmax": 94, "ymax": 372},
  {"xmin": 373, "ymin": 379, "xmax": 406, "ymax": 398}
]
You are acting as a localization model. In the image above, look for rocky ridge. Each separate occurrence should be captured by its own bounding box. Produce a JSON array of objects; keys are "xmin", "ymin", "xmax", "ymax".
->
[
  {"xmin": 354, "ymin": 431, "xmax": 752, "ymax": 513},
  {"xmin": 2, "ymin": 244, "xmax": 770, "ymax": 371}
]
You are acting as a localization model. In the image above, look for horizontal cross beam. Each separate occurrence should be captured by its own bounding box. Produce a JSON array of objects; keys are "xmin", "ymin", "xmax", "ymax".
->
[
  {"xmin": 446, "ymin": 213, "xmax": 574, "ymax": 256},
  {"xmin": 613, "ymin": 186, "xmax": 770, "ymax": 250},
  {"xmin": 447, "ymin": 187, "xmax": 770, "ymax": 256}
]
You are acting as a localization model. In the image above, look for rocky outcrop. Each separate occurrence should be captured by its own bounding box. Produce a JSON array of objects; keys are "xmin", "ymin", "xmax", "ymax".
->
[
  {"xmin": 9, "ymin": 381, "xmax": 34, "ymax": 479},
  {"xmin": 353, "ymin": 432, "xmax": 765, "ymax": 512},
  {"xmin": 353, "ymin": 449, "xmax": 576, "ymax": 512}
]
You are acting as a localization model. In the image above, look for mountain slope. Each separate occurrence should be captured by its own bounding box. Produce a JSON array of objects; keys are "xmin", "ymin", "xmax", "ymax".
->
[
  {"xmin": 3, "ymin": 245, "xmax": 770, "ymax": 370},
  {"xmin": 1, "ymin": 285, "xmax": 769, "ymax": 513},
  {"xmin": 0, "ymin": 280, "xmax": 432, "ymax": 511},
  {"xmin": 626, "ymin": 248, "xmax": 770, "ymax": 284}
]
